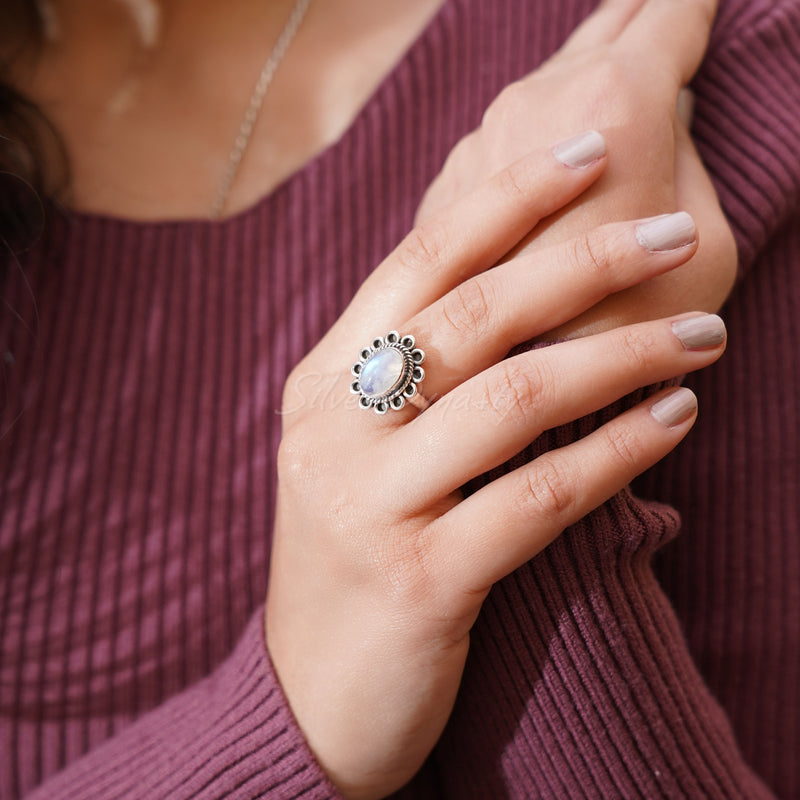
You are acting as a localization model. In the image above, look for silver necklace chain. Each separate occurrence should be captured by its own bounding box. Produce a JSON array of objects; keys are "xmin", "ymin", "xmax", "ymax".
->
[{"xmin": 210, "ymin": 0, "xmax": 313, "ymax": 219}]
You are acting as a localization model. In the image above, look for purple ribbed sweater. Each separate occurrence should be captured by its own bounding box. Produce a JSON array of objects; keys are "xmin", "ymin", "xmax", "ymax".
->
[{"xmin": 1, "ymin": 0, "xmax": 799, "ymax": 797}]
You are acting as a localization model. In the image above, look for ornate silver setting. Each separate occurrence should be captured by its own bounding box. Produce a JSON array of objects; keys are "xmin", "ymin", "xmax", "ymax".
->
[{"xmin": 350, "ymin": 331, "xmax": 425, "ymax": 414}]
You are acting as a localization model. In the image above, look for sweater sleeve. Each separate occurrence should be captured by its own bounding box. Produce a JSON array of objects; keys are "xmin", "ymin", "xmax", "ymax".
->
[
  {"xmin": 20, "ymin": 5, "xmax": 799, "ymax": 800},
  {"xmin": 693, "ymin": 0, "xmax": 800, "ymax": 276},
  {"xmin": 25, "ymin": 609, "xmax": 340, "ymax": 800}
]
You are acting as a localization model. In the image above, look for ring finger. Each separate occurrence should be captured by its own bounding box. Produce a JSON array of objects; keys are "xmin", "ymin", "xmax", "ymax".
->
[
  {"xmin": 404, "ymin": 210, "xmax": 698, "ymax": 401},
  {"xmin": 389, "ymin": 311, "xmax": 725, "ymax": 507}
]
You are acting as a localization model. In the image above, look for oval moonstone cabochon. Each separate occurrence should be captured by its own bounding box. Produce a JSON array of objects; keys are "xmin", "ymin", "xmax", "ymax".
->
[{"xmin": 359, "ymin": 347, "xmax": 405, "ymax": 399}]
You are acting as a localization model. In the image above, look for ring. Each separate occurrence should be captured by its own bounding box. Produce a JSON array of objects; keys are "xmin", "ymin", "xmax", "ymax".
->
[{"xmin": 350, "ymin": 331, "xmax": 426, "ymax": 414}]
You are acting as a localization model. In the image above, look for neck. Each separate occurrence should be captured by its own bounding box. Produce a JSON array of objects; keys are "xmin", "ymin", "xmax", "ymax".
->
[{"xmin": 14, "ymin": 0, "xmax": 446, "ymax": 219}]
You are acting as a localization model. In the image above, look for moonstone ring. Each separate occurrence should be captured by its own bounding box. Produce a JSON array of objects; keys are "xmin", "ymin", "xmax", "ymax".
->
[{"xmin": 350, "ymin": 332, "xmax": 426, "ymax": 414}]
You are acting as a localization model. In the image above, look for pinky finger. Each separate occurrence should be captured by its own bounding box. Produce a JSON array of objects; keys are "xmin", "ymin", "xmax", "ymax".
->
[{"xmin": 434, "ymin": 386, "xmax": 698, "ymax": 591}]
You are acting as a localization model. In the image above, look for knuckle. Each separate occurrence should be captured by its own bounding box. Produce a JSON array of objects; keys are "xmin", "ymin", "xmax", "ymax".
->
[
  {"xmin": 396, "ymin": 219, "xmax": 450, "ymax": 276},
  {"xmin": 280, "ymin": 365, "xmax": 302, "ymax": 412},
  {"xmin": 481, "ymin": 81, "xmax": 524, "ymax": 128},
  {"xmin": 571, "ymin": 229, "xmax": 615, "ymax": 281},
  {"xmin": 276, "ymin": 424, "xmax": 318, "ymax": 487},
  {"xmin": 480, "ymin": 103, "xmax": 497, "ymax": 130},
  {"xmin": 519, "ymin": 459, "xmax": 576, "ymax": 518},
  {"xmin": 445, "ymin": 131, "xmax": 477, "ymax": 174},
  {"xmin": 441, "ymin": 278, "xmax": 494, "ymax": 338},
  {"xmin": 483, "ymin": 359, "xmax": 553, "ymax": 427},
  {"xmin": 581, "ymin": 58, "xmax": 660, "ymax": 125},
  {"xmin": 278, "ymin": 425, "xmax": 362, "ymax": 542},
  {"xmin": 370, "ymin": 528, "xmax": 438, "ymax": 607},
  {"xmin": 586, "ymin": 59, "xmax": 635, "ymax": 109},
  {"xmin": 497, "ymin": 156, "xmax": 533, "ymax": 204},
  {"xmin": 616, "ymin": 327, "xmax": 659, "ymax": 373},
  {"xmin": 602, "ymin": 424, "xmax": 644, "ymax": 471},
  {"xmin": 421, "ymin": 132, "xmax": 478, "ymax": 218}
]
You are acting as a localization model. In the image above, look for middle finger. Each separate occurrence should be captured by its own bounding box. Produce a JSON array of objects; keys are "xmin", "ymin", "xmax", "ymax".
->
[{"xmin": 406, "ymin": 211, "xmax": 698, "ymax": 401}]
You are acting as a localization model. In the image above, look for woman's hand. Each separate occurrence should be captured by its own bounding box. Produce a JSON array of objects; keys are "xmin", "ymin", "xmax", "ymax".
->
[
  {"xmin": 417, "ymin": 0, "xmax": 737, "ymax": 338},
  {"xmin": 265, "ymin": 137, "xmax": 726, "ymax": 799}
]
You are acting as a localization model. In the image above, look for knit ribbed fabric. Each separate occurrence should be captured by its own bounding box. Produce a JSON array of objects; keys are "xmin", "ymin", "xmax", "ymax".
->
[{"xmin": 1, "ymin": 0, "xmax": 798, "ymax": 798}]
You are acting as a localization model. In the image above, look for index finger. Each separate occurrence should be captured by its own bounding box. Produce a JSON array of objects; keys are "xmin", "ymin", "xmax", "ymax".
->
[
  {"xmin": 313, "ymin": 131, "xmax": 608, "ymax": 366},
  {"xmin": 616, "ymin": 0, "xmax": 719, "ymax": 87}
]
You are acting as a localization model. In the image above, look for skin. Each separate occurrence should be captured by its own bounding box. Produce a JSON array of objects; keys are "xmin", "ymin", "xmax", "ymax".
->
[
  {"xmin": 417, "ymin": 0, "xmax": 737, "ymax": 338},
  {"xmin": 267, "ymin": 1, "xmax": 737, "ymax": 797},
  {"xmin": 8, "ymin": 0, "xmax": 734, "ymax": 797},
  {"xmin": 12, "ymin": 0, "xmax": 445, "ymax": 218},
  {"xmin": 268, "ymin": 142, "xmax": 727, "ymax": 798}
]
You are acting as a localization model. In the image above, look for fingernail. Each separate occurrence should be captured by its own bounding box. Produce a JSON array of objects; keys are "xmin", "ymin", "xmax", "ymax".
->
[
  {"xmin": 672, "ymin": 314, "xmax": 726, "ymax": 350},
  {"xmin": 636, "ymin": 212, "xmax": 696, "ymax": 252},
  {"xmin": 552, "ymin": 130, "xmax": 606, "ymax": 168},
  {"xmin": 650, "ymin": 387, "xmax": 697, "ymax": 427}
]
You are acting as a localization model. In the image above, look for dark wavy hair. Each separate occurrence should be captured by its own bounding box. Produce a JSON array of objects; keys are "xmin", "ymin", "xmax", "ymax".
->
[{"xmin": 1, "ymin": 0, "xmax": 67, "ymax": 264}]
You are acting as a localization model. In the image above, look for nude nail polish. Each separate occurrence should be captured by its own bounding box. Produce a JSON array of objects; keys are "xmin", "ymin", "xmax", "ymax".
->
[
  {"xmin": 552, "ymin": 130, "xmax": 606, "ymax": 168},
  {"xmin": 672, "ymin": 314, "xmax": 726, "ymax": 350},
  {"xmin": 650, "ymin": 388, "xmax": 697, "ymax": 427},
  {"xmin": 636, "ymin": 212, "xmax": 696, "ymax": 252}
]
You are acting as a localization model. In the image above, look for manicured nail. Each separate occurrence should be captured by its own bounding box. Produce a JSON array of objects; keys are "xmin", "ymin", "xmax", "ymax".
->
[
  {"xmin": 650, "ymin": 387, "xmax": 697, "ymax": 427},
  {"xmin": 552, "ymin": 130, "xmax": 606, "ymax": 168},
  {"xmin": 672, "ymin": 314, "xmax": 726, "ymax": 350},
  {"xmin": 636, "ymin": 212, "xmax": 696, "ymax": 252}
]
